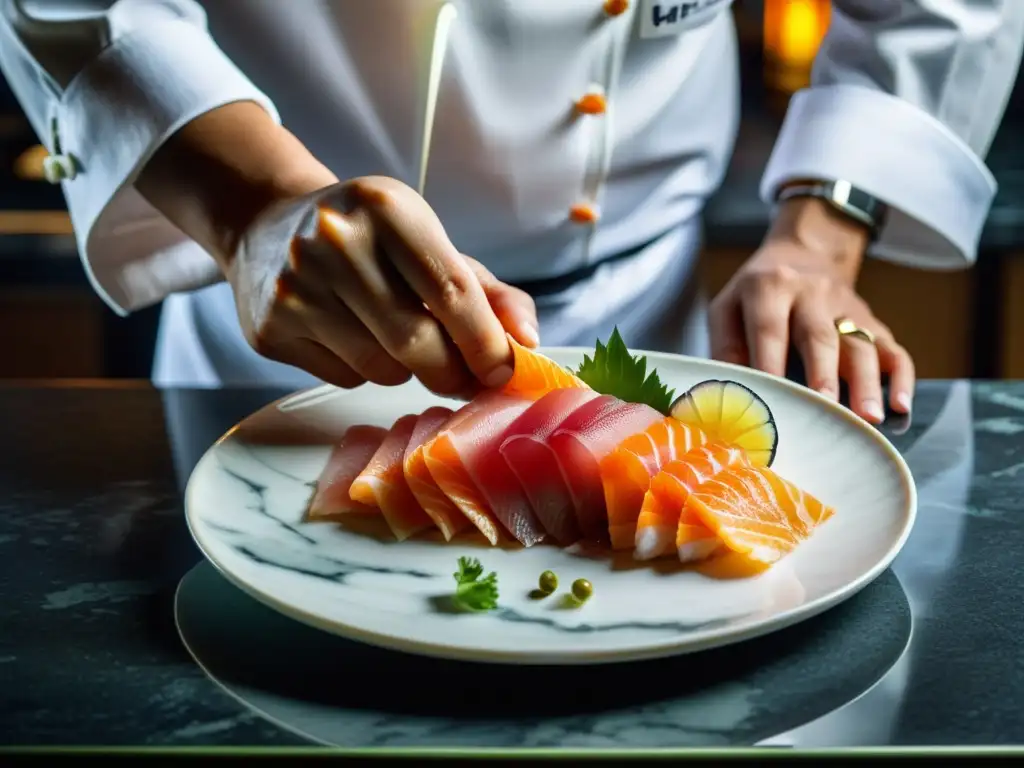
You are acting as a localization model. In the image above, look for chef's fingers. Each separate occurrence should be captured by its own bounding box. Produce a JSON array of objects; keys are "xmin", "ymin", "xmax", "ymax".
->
[
  {"xmin": 708, "ymin": 289, "xmax": 750, "ymax": 366},
  {"xmin": 272, "ymin": 267, "xmax": 411, "ymax": 386},
  {"xmin": 312, "ymin": 211, "xmax": 476, "ymax": 397},
  {"xmin": 247, "ymin": 270, "xmax": 367, "ymax": 389},
  {"xmin": 739, "ymin": 275, "xmax": 794, "ymax": 378},
  {"xmin": 838, "ymin": 333, "xmax": 885, "ymax": 424},
  {"xmin": 269, "ymin": 337, "xmax": 368, "ymax": 390},
  {"xmin": 790, "ymin": 294, "xmax": 840, "ymax": 401},
  {"xmin": 877, "ymin": 334, "xmax": 915, "ymax": 414},
  {"xmin": 284, "ymin": 288, "xmax": 412, "ymax": 387},
  {"xmin": 465, "ymin": 257, "xmax": 540, "ymax": 347},
  {"xmin": 348, "ymin": 178, "xmax": 514, "ymax": 388}
]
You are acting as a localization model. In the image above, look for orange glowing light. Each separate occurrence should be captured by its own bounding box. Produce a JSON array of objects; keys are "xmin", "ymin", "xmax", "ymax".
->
[
  {"xmin": 763, "ymin": 0, "xmax": 831, "ymax": 93},
  {"xmin": 13, "ymin": 144, "xmax": 48, "ymax": 181}
]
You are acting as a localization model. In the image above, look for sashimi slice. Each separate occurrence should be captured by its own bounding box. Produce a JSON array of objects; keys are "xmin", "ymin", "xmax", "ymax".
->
[
  {"xmin": 403, "ymin": 406, "xmax": 469, "ymax": 541},
  {"xmin": 498, "ymin": 388, "xmax": 603, "ymax": 545},
  {"xmin": 633, "ymin": 442, "xmax": 749, "ymax": 561},
  {"xmin": 601, "ymin": 418, "xmax": 709, "ymax": 550},
  {"xmin": 424, "ymin": 391, "xmax": 543, "ymax": 546},
  {"xmin": 349, "ymin": 414, "xmax": 434, "ymax": 540},
  {"xmin": 549, "ymin": 397, "xmax": 663, "ymax": 541},
  {"xmin": 501, "ymin": 335, "xmax": 589, "ymax": 400},
  {"xmin": 306, "ymin": 425, "xmax": 387, "ymax": 520},
  {"xmin": 684, "ymin": 464, "xmax": 835, "ymax": 567}
]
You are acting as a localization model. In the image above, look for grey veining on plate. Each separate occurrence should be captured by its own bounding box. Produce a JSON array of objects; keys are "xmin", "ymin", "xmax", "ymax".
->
[
  {"xmin": 203, "ymin": 439, "xmax": 757, "ymax": 640},
  {"xmin": 2, "ymin": 382, "xmax": 1024, "ymax": 746}
]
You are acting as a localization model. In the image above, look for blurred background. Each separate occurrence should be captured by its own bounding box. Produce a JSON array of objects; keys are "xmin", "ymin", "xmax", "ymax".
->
[{"xmin": 1, "ymin": 0, "xmax": 1022, "ymax": 382}]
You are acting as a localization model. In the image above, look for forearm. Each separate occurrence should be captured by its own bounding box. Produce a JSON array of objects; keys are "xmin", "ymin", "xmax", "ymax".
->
[{"xmin": 135, "ymin": 101, "xmax": 338, "ymax": 276}]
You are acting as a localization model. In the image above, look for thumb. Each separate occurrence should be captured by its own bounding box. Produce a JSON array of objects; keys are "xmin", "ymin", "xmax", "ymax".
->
[{"xmin": 465, "ymin": 257, "xmax": 540, "ymax": 348}]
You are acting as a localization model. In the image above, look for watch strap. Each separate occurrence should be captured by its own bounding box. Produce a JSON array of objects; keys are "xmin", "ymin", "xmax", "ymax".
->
[{"xmin": 776, "ymin": 180, "xmax": 887, "ymax": 236}]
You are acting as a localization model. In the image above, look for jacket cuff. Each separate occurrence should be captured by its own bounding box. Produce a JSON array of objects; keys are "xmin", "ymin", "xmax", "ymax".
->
[
  {"xmin": 57, "ymin": 18, "xmax": 280, "ymax": 315},
  {"xmin": 760, "ymin": 83, "xmax": 996, "ymax": 270}
]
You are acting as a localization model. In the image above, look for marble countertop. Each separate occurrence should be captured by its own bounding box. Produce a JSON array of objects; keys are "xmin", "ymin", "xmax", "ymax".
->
[{"xmin": 1, "ymin": 381, "xmax": 1023, "ymax": 749}]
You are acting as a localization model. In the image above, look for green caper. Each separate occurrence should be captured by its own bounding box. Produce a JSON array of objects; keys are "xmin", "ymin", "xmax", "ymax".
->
[
  {"xmin": 538, "ymin": 570, "xmax": 558, "ymax": 594},
  {"xmin": 571, "ymin": 578, "xmax": 593, "ymax": 602}
]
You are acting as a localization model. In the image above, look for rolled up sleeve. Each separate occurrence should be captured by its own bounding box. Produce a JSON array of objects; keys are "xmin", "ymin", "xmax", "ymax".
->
[
  {"xmin": 0, "ymin": 1, "xmax": 280, "ymax": 314},
  {"xmin": 760, "ymin": 0, "xmax": 1024, "ymax": 270}
]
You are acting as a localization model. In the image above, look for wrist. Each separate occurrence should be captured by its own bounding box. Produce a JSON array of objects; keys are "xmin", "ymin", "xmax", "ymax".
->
[
  {"xmin": 136, "ymin": 102, "xmax": 338, "ymax": 277},
  {"xmin": 219, "ymin": 155, "xmax": 338, "ymax": 276},
  {"xmin": 211, "ymin": 126, "xmax": 339, "ymax": 275},
  {"xmin": 766, "ymin": 195, "xmax": 868, "ymax": 284}
]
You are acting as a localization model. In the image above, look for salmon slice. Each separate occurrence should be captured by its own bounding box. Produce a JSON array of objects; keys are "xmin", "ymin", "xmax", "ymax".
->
[
  {"xmin": 403, "ymin": 407, "xmax": 469, "ymax": 541},
  {"xmin": 349, "ymin": 414, "xmax": 434, "ymax": 541},
  {"xmin": 423, "ymin": 391, "xmax": 543, "ymax": 546},
  {"xmin": 632, "ymin": 442, "xmax": 749, "ymax": 561},
  {"xmin": 549, "ymin": 397, "xmax": 663, "ymax": 542},
  {"xmin": 306, "ymin": 425, "xmax": 387, "ymax": 520},
  {"xmin": 498, "ymin": 388, "xmax": 603, "ymax": 545},
  {"xmin": 683, "ymin": 464, "xmax": 835, "ymax": 567},
  {"xmin": 600, "ymin": 418, "xmax": 709, "ymax": 550},
  {"xmin": 501, "ymin": 335, "xmax": 588, "ymax": 400}
]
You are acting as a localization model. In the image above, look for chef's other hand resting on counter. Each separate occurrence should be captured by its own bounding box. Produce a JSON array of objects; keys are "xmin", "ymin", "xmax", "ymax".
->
[
  {"xmin": 3, "ymin": 1, "xmax": 1021, "ymax": 425},
  {"xmin": 711, "ymin": 188, "xmax": 912, "ymax": 424}
]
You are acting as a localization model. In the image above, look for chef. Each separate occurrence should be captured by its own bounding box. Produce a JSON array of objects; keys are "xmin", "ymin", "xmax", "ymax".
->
[{"xmin": 2, "ymin": 1, "xmax": 1020, "ymax": 424}]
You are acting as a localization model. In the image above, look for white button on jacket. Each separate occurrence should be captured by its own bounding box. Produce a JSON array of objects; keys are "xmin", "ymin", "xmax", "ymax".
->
[{"xmin": 1, "ymin": 0, "xmax": 1021, "ymax": 387}]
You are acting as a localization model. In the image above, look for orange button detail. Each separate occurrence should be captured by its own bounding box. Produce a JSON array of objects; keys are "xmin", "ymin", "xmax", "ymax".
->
[
  {"xmin": 604, "ymin": 0, "xmax": 629, "ymax": 17},
  {"xmin": 575, "ymin": 92, "xmax": 607, "ymax": 115},
  {"xmin": 569, "ymin": 203, "xmax": 600, "ymax": 224}
]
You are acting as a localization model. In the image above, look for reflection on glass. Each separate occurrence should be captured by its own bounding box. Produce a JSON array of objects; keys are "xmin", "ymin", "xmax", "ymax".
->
[
  {"xmin": 175, "ymin": 561, "xmax": 912, "ymax": 747},
  {"xmin": 757, "ymin": 382, "xmax": 973, "ymax": 746}
]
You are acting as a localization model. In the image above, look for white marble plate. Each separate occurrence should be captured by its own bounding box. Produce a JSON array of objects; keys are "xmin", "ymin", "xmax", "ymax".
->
[{"xmin": 184, "ymin": 347, "xmax": 917, "ymax": 665}]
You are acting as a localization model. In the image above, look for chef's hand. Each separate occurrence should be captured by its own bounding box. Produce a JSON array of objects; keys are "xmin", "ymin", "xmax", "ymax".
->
[
  {"xmin": 232, "ymin": 175, "xmax": 540, "ymax": 397},
  {"xmin": 708, "ymin": 196, "xmax": 914, "ymax": 424},
  {"xmin": 135, "ymin": 103, "xmax": 537, "ymax": 397}
]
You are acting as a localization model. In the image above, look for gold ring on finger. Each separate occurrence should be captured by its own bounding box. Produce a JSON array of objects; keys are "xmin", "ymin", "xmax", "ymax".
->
[{"xmin": 834, "ymin": 317, "xmax": 876, "ymax": 345}]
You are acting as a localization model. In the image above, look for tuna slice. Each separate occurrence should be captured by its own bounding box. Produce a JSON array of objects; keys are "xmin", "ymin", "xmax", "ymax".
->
[
  {"xmin": 498, "ymin": 388, "xmax": 603, "ymax": 545},
  {"xmin": 306, "ymin": 425, "xmax": 387, "ymax": 520},
  {"xmin": 423, "ymin": 391, "xmax": 545, "ymax": 546},
  {"xmin": 349, "ymin": 414, "xmax": 435, "ymax": 541},
  {"xmin": 548, "ymin": 398, "xmax": 663, "ymax": 542}
]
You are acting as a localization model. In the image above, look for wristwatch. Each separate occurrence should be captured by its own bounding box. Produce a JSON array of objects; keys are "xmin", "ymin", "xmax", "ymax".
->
[{"xmin": 775, "ymin": 179, "xmax": 888, "ymax": 239}]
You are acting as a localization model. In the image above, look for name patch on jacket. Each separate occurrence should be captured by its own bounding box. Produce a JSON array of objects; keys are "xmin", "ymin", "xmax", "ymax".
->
[{"xmin": 639, "ymin": 0, "xmax": 733, "ymax": 38}]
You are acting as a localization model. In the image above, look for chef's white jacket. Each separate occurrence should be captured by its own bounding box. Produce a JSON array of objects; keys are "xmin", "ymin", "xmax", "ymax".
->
[{"xmin": 2, "ymin": 0, "xmax": 1021, "ymax": 387}]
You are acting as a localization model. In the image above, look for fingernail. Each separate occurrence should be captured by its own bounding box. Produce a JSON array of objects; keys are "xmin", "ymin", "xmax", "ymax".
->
[
  {"xmin": 485, "ymin": 364, "xmax": 514, "ymax": 388},
  {"xmin": 817, "ymin": 385, "xmax": 838, "ymax": 401},
  {"xmin": 519, "ymin": 323, "xmax": 540, "ymax": 347},
  {"xmin": 862, "ymin": 399, "xmax": 884, "ymax": 423},
  {"xmin": 894, "ymin": 391, "xmax": 912, "ymax": 413}
]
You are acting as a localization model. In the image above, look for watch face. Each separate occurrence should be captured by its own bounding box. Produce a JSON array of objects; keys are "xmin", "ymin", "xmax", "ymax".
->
[
  {"xmin": 829, "ymin": 183, "xmax": 883, "ymax": 231},
  {"xmin": 846, "ymin": 188, "xmax": 877, "ymax": 214}
]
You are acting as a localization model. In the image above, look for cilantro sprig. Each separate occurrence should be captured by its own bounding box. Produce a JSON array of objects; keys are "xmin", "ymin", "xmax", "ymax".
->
[
  {"xmin": 452, "ymin": 556, "xmax": 499, "ymax": 612},
  {"xmin": 574, "ymin": 327, "xmax": 676, "ymax": 414}
]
